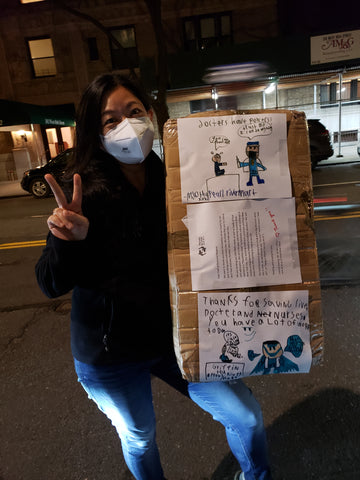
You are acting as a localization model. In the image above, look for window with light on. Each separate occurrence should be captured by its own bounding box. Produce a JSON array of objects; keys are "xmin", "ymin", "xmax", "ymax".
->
[{"xmin": 27, "ymin": 38, "xmax": 56, "ymax": 77}]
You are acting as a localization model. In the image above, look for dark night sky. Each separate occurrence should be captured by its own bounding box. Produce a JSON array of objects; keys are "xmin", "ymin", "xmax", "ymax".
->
[{"xmin": 277, "ymin": 0, "xmax": 360, "ymax": 36}]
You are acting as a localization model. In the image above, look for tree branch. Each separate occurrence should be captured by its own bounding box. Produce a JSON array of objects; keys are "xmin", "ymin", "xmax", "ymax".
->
[{"xmin": 51, "ymin": 0, "xmax": 139, "ymax": 79}]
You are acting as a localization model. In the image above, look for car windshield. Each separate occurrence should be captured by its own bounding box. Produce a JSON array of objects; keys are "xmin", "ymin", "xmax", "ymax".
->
[{"xmin": 48, "ymin": 149, "xmax": 73, "ymax": 164}]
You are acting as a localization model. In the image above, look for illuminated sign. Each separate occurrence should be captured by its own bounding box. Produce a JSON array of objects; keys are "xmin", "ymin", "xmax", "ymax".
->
[{"xmin": 311, "ymin": 30, "xmax": 360, "ymax": 65}]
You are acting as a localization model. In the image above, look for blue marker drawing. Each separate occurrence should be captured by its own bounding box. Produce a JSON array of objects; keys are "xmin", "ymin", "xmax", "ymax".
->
[
  {"xmin": 236, "ymin": 141, "xmax": 266, "ymax": 186},
  {"xmin": 249, "ymin": 338, "xmax": 301, "ymax": 375}
]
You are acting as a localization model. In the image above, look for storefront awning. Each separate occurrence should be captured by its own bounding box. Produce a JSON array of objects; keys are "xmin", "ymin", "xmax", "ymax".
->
[{"xmin": 0, "ymin": 99, "xmax": 75, "ymax": 127}]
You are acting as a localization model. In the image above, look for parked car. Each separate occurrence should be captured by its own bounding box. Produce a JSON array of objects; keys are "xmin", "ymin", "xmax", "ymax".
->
[
  {"xmin": 307, "ymin": 119, "xmax": 334, "ymax": 168},
  {"xmin": 20, "ymin": 119, "xmax": 332, "ymax": 197},
  {"xmin": 20, "ymin": 148, "xmax": 74, "ymax": 198}
]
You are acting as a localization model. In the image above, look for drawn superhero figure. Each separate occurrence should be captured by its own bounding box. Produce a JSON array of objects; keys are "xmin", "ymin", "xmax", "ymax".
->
[
  {"xmin": 236, "ymin": 141, "xmax": 266, "ymax": 186},
  {"xmin": 212, "ymin": 152, "xmax": 227, "ymax": 176},
  {"xmin": 249, "ymin": 337, "xmax": 303, "ymax": 375}
]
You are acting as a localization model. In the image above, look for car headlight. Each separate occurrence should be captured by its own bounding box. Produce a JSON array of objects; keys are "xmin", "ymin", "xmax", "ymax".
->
[{"xmin": 23, "ymin": 170, "xmax": 31, "ymax": 176}]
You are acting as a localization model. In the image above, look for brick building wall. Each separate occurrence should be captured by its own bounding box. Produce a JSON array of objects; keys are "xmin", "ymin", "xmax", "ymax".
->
[
  {"xmin": 0, "ymin": 0, "xmax": 358, "ymax": 169},
  {"xmin": 0, "ymin": 0, "xmax": 278, "ymax": 108}
]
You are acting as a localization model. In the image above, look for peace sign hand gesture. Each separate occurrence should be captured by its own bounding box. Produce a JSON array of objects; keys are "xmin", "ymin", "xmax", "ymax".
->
[{"xmin": 45, "ymin": 173, "xmax": 89, "ymax": 241}]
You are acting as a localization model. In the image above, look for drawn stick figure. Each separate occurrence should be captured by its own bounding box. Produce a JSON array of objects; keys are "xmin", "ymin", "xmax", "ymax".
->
[{"xmin": 211, "ymin": 152, "xmax": 227, "ymax": 176}]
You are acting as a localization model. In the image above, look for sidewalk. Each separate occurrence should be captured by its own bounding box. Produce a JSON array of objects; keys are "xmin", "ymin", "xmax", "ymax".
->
[
  {"xmin": 0, "ymin": 180, "xmax": 30, "ymax": 198},
  {"xmin": 317, "ymin": 148, "xmax": 360, "ymax": 167}
]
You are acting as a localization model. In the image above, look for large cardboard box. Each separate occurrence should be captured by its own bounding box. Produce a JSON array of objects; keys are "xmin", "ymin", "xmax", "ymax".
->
[{"xmin": 164, "ymin": 109, "xmax": 323, "ymax": 382}]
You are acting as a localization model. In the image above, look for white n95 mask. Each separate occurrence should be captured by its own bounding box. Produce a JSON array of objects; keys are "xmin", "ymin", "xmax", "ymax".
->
[{"xmin": 101, "ymin": 116, "xmax": 155, "ymax": 164}]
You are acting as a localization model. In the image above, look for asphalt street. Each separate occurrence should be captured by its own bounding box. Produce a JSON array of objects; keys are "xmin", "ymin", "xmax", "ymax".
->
[
  {"xmin": 1, "ymin": 157, "xmax": 360, "ymax": 480},
  {"xmin": 1, "ymin": 285, "xmax": 360, "ymax": 480}
]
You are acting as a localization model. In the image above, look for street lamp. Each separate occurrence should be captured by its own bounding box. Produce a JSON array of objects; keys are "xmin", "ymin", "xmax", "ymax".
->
[
  {"xmin": 263, "ymin": 78, "xmax": 279, "ymax": 109},
  {"xmin": 211, "ymin": 87, "xmax": 219, "ymax": 110},
  {"xmin": 264, "ymin": 82, "xmax": 276, "ymax": 94}
]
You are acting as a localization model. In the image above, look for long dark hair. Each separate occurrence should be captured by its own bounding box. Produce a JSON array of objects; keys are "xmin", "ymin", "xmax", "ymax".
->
[{"xmin": 69, "ymin": 73, "xmax": 152, "ymax": 175}]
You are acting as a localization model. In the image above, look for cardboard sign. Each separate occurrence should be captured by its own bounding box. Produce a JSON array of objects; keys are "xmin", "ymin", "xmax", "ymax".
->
[{"xmin": 164, "ymin": 109, "xmax": 323, "ymax": 382}]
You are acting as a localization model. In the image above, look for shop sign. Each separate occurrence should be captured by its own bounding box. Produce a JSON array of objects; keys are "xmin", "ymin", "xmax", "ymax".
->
[
  {"xmin": 311, "ymin": 30, "xmax": 360, "ymax": 65},
  {"xmin": 44, "ymin": 118, "xmax": 66, "ymax": 126}
]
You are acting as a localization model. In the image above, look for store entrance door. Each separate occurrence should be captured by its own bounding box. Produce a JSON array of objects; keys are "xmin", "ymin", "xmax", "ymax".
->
[{"xmin": 40, "ymin": 125, "xmax": 73, "ymax": 162}]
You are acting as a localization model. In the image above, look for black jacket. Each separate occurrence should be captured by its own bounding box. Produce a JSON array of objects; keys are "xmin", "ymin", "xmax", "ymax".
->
[{"xmin": 35, "ymin": 150, "xmax": 174, "ymax": 365}]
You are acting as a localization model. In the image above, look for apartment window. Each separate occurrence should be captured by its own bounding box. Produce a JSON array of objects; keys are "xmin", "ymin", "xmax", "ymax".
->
[
  {"xmin": 190, "ymin": 95, "xmax": 237, "ymax": 113},
  {"xmin": 320, "ymin": 84, "xmax": 329, "ymax": 104},
  {"xmin": 336, "ymin": 82, "xmax": 351, "ymax": 101},
  {"xmin": 27, "ymin": 37, "xmax": 56, "ymax": 77},
  {"xmin": 333, "ymin": 130, "xmax": 358, "ymax": 143},
  {"xmin": 329, "ymin": 82, "xmax": 337, "ymax": 103},
  {"xmin": 183, "ymin": 12, "xmax": 232, "ymax": 51},
  {"xmin": 110, "ymin": 26, "xmax": 138, "ymax": 69},
  {"xmin": 350, "ymin": 79, "xmax": 359, "ymax": 100},
  {"xmin": 88, "ymin": 37, "xmax": 99, "ymax": 61},
  {"xmin": 321, "ymin": 80, "xmax": 359, "ymax": 105}
]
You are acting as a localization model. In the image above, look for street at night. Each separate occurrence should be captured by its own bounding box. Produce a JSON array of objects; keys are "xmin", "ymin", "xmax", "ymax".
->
[
  {"xmin": 0, "ymin": 158, "xmax": 359, "ymax": 480},
  {"xmin": 1, "ymin": 1, "xmax": 360, "ymax": 479}
]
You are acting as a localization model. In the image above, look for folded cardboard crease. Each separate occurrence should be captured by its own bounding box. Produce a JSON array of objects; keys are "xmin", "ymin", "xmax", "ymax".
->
[{"xmin": 164, "ymin": 109, "xmax": 323, "ymax": 382}]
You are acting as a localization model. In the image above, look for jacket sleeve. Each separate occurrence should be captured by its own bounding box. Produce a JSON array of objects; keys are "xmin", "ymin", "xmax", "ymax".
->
[{"xmin": 35, "ymin": 232, "xmax": 89, "ymax": 298}]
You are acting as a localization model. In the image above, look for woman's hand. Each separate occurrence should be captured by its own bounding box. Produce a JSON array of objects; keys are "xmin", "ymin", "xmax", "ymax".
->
[{"xmin": 45, "ymin": 173, "xmax": 89, "ymax": 241}]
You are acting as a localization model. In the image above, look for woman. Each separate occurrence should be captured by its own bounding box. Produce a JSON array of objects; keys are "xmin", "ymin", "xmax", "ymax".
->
[{"xmin": 36, "ymin": 73, "xmax": 272, "ymax": 480}]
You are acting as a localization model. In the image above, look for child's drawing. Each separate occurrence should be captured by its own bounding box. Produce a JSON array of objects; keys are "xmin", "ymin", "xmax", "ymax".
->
[
  {"xmin": 197, "ymin": 291, "xmax": 312, "ymax": 382},
  {"xmin": 211, "ymin": 152, "xmax": 227, "ymax": 176},
  {"xmin": 177, "ymin": 113, "xmax": 291, "ymax": 203},
  {"xmin": 249, "ymin": 335, "xmax": 304, "ymax": 375},
  {"xmin": 236, "ymin": 141, "xmax": 267, "ymax": 186},
  {"xmin": 220, "ymin": 328, "xmax": 256, "ymax": 363},
  {"xmin": 219, "ymin": 330, "xmax": 242, "ymax": 362}
]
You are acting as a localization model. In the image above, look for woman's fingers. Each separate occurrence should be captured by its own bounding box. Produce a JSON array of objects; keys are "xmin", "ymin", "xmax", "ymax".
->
[
  {"xmin": 47, "ymin": 209, "xmax": 68, "ymax": 230},
  {"xmin": 47, "ymin": 208, "xmax": 89, "ymax": 241},
  {"xmin": 45, "ymin": 174, "xmax": 68, "ymax": 208},
  {"xmin": 45, "ymin": 173, "xmax": 84, "ymax": 215},
  {"xmin": 71, "ymin": 173, "xmax": 83, "ymax": 213},
  {"xmin": 45, "ymin": 174, "xmax": 88, "ymax": 241}
]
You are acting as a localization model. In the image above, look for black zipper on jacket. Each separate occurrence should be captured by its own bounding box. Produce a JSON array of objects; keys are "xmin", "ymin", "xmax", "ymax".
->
[{"xmin": 102, "ymin": 295, "xmax": 114, "ymax": 352}]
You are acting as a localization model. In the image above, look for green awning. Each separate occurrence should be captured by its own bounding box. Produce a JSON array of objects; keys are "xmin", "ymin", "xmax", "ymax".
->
[{"xmin": 0, "ymin": 99, "xmax": 75, "ymax": 127}]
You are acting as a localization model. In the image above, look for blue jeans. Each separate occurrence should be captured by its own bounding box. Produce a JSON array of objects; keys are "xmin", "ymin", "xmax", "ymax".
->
[{"xmin": 74, "ymin": 354, "xmax": 272, "ymax": 480}]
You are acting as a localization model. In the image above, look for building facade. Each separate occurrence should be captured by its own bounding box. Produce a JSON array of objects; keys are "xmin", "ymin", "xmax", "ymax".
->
[{"xmin": 0, "ymin": 0, "xmax": 359, "ymax": 181}]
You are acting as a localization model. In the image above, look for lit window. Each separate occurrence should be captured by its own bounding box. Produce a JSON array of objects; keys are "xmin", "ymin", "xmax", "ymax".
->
[
  {"xmin": 20, "ymin": 0, "xmax": 45, "ymax": 3},
  {"xmin": 320, "ymin": 79, "xmax": 359, "ymax": 105},
  {"xmin": 336, "ymin": 82, "xmax": 351, "ymax": 101},
  {"xmin": 27, "ymin": 37, "xmax": 56, "ymax": 77},
  {"xmin": 190, "ymin": 95, "xmax": 237, "ymax": 113},
  {"xmin": 109, "ymin": 26, "xmax": 138, "ymax": 69}
]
